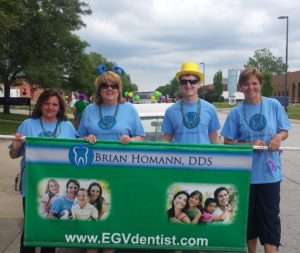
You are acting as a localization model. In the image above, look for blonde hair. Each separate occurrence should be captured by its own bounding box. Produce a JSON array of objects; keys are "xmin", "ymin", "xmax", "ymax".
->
[
  {"xmin": 45, "ymin": 179, "xmax": 59, "ymax": 197},
  {"xmin": 94, "ymin": 71, "xmax": 124, "ymax": 105}
]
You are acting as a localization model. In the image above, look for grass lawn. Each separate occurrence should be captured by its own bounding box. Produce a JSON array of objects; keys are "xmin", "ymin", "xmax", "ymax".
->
[
  {"xmin": 287, "ymin": 105, "xmax": 300, "ymax": 120},
  {"xmin": 0, "ymin": 112, "xmax": 75, "ymax": 135},
  {"xmin": 0, "ymin": 113, "xmax": 29, "ymax": 135},
  {"xmin": 0, "ymin": 121, "xmax": 20, "ymax": 135}
]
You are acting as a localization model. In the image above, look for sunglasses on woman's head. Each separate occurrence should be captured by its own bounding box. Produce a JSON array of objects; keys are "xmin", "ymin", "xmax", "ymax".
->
[
  {"xmin": 179, "ymin": 79, "xmax": 199, "ymax": 85},
  {"xmin": 100, "ymin": 83, "xmax": 119, "ymax": 90}
]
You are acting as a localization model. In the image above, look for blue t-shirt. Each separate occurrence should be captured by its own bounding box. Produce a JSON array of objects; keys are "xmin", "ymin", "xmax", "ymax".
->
[
  {"xmin": 77, "ymin": 102, "xmax": 145, "ymax": 140},
  {"xmin": 161, "ymin": 99, "xmax": 221, "ymax": 144},
  {"xmin": 49, "ymin": 195, "xmax": 74, "ymax": 218},
  {"xmin": 221, "ymin": 97, "xmax": 291, "ymax": 184},
  {"xmin": 11, "ymin": 118, "xmax": 77, "ymax": 196}
]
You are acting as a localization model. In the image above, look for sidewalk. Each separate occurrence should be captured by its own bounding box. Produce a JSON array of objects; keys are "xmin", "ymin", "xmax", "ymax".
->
[{"xmin": 0, "ymin": 139, "xmax": 22, "ymax": 253}]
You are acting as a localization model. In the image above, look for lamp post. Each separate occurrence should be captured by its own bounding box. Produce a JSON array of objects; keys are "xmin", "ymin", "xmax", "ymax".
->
[
  {"xmin": 200, "ymin": 62, "xmax": 205, "ymax": 85},
  {"xmin": 200, "ymin": 62, "xmax": 205, "ymax": 99},
  {"xmin": 278, "ymin": 16, "xmax": 289, "ymax": 111}
]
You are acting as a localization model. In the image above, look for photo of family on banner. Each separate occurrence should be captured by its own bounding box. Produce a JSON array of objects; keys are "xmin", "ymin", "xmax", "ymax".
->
[{"xmin": 24, "ymin": 137, "xmax": 252, "ymax": 252}]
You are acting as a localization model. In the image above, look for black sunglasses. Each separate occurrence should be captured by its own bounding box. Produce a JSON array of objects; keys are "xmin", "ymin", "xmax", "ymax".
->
[
  {"xmin": 179, "ymin": 79, "xmax": 199, "ymax": 85},
  {"xmin": 100, "ymin": 83, "xmax": 119, "ymax": 90}
]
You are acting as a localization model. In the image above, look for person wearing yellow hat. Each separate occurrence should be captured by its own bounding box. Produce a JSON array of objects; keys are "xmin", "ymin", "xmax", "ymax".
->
[{"xmin": 161, "ymin": 62, "xmax": 221, "ymax": 144}]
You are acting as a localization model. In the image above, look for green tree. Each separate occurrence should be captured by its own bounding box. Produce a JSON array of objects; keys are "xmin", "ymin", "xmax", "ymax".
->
[
  {"xmin": 122, "ymin": 74, "xmax": 138, "ymax": 93},
  {"xmin": 157, "ymin": 77, "xmax": 179, "ymax": 98},
  {"xmin": 245, "ymin": 48, "xmax": 286, "ymax": 74},
  {"xmin": 262, "ymin": 72, "xmax": 273, "ymax": 97},
  {"xmin": 213, "ymin": 71, "xmax": 223, "ymax": 101},
  {"xmin": 0, "ymin": 0, "xmax": 91, "ymax": 113}
]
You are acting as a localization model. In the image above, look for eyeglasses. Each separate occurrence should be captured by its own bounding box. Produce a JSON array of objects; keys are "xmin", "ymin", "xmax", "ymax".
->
[
  {"xmin": 180, "ymin": 79, "xmax": 199, "ymax": 85},
  {"xmin": 100, "ymin": 83, "xmax": 119, "ymax": 90}
]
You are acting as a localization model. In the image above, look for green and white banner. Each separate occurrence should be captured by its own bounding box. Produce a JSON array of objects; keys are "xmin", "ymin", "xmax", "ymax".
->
[{"xmin": 25, "ymin": 138, "xmax": 252, "ymax": 252}]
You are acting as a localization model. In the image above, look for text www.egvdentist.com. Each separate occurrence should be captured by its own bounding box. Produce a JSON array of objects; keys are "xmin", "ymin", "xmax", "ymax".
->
[{"xmin": 65, "ymin": 233, "xmax": 208, "ymax": 247}]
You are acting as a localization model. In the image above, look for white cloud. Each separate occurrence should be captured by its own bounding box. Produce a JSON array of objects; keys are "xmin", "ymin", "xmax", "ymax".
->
[{"xmin": 76, "ymin": 0, "xmax": 300, "ymax": 91}]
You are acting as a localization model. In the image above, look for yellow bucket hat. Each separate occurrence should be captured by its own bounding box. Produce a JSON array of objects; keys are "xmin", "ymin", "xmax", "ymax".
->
[{"xmin": 175, "ymin": 62, "xmax": 204, "ymax": 82}]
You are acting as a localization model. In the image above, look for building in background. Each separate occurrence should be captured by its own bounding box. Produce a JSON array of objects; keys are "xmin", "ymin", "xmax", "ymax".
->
[{"xmin": 272, "ymin": 71, "xmax": 300, "ymax": 104}]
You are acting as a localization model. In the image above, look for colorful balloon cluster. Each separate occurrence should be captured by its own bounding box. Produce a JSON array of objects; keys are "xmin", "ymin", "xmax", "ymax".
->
[{"xmin": 123, "ymin": 92, "xmax": 141, "ymax": 101}]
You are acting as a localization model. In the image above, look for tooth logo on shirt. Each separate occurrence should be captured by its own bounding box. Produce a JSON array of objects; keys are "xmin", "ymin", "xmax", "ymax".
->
[
  {"xmin": 249, "ymin": 114, "xmax": 267, "ymax": 131},
  {"xmin": 68, "ymin": 145, "xmax": 94, "ymax": 168}
]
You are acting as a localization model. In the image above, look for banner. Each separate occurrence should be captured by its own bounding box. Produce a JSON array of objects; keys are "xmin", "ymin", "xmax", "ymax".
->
[{"xmin": 25, "ymin": 138, "xmax": 252, "ymax": 251}]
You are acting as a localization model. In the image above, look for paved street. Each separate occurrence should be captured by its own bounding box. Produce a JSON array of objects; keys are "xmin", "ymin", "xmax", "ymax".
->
[{"xmin": 0, "ymin": 110, "xmax": 299, "ymax": 253}]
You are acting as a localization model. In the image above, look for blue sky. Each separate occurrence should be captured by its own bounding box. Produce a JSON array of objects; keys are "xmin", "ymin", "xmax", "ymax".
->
[{"xmin": 76, "ymin": 0, "xmax": 300, "ymax": 91}]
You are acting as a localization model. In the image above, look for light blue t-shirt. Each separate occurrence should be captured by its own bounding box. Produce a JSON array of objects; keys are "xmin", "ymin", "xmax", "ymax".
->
[
  {"xmin": 77, "ymin": 102, "xmax": 145, "ymax": 140},
  {"xmin": 11, "ymin": 118, "xmax": 77, "ymax": 196},
  {"xmin": 49, "ymin": 195, "xmax": 74, "ymax": 218},
  {"xmin": 161, "ymin": 99, "xmax": 221, "ymax": 144},
  {"xmin": 221, "ymin": 97, "xmax": 291, "ymax": 184}
]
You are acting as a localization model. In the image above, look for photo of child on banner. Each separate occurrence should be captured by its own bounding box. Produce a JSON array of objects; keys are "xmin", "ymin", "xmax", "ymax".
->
[
  {"xmin": 38, "ymin": 178, "xmax": 110, "ymax": 221},
  {"xmin": 39, "ymin": 179, "xmax": 60, "ymax": 217},
  {"xmin": 167, "ymin": 183, "xmax": 237, "ymax": 224}
]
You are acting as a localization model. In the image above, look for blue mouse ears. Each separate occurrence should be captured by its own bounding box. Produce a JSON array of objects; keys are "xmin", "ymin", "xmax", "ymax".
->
[{"xmin": 96, "ymin": 64, "xmax": 125, "ymax": 77}]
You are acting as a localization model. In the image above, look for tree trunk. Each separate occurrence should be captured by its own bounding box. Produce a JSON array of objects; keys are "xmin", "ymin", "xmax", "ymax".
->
[{"xmin": 3, "ymin": 82, "xmax": 11, "ymax": 114}]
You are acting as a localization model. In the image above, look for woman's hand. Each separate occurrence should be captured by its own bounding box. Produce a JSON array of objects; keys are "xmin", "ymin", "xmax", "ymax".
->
[
  {"xmin": 120, "ymin": 135, "xmax": 132, "ymax": 144},
  {"xmin": 10, "ymin": 133, "xmax": 24, "ymax": 158},
  {"xmin": 12, "ymin": 133, "xmax": 24, "ymax": 149},
  {"xmin": 252, "ymin": 139, "xmax": 265, "ymax": 146},
  {"xmin": 268, "ymin": 135, "xmax": 282, "ymax": 151},
  {"xmin": 84, "ymin": 135, "xmax": 97, "ymax": 144},
  {"xmin": 252, "ymin": 139, "xmax": 265, "ymax": 152}
]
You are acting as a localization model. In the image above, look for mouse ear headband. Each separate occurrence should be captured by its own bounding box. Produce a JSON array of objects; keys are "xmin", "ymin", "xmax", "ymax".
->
[{"xmin": 96, "ymin": 64, "xmax": 125, "ymax": 77}]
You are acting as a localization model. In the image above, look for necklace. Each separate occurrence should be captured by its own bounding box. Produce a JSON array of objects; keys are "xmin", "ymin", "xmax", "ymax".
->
[
  {"xmin": 180, "ymin": 99, "xmax": 201, "ymax": 129},
  {"xmin": 98, "ymin": 104, "xmax": 119, "ymax": 130},
  {"xmin": 243, "ymin": 96, "xmax": 266, "ymax": 131},
  {"xmin": 39, "ymin": 119, "xmax": 61, "ymax": 137}
]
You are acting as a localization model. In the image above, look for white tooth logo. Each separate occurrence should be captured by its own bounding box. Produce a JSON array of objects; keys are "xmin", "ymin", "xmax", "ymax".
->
[{"xmin": 73, "ymin": 147, "xmax": 89, "ymax": 166}]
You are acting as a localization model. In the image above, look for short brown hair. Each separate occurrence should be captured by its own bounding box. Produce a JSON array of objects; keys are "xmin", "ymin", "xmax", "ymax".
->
[
  {"xmin": 32, "ymin": 89, "xmax": 67, "ymax": 121},
  {"xmin": 238, "ymin": 68, "xmax": 262, "ymax": 86},
  {"xmin": 94, "ymin": 71, "xmax": 124, "ymax": 105}
]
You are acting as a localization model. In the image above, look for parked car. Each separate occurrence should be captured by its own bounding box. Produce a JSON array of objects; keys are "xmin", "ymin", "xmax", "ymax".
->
[{"xmin": 133, "ymin": 103, "xmax": 173, "ymax": 142}]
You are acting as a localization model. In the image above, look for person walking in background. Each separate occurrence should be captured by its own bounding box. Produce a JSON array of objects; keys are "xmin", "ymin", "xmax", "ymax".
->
[
  {"xmin": 74, "ymin": 93, "xmax": 87, "ymax": 129},
  {"xmin": 162, "ymin": 62, "xmax": 221, "ymax": 144},
  {"xmin": 9, "ymin": 88, "xmax": 77, "ymax": 253},
  {"xmin": 221, "ymin": 68, "xmax": 291, "ymax": 253},
  {"xmin": 69, "ymin": 91, "xmax": 79, "ymax": 127}
]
